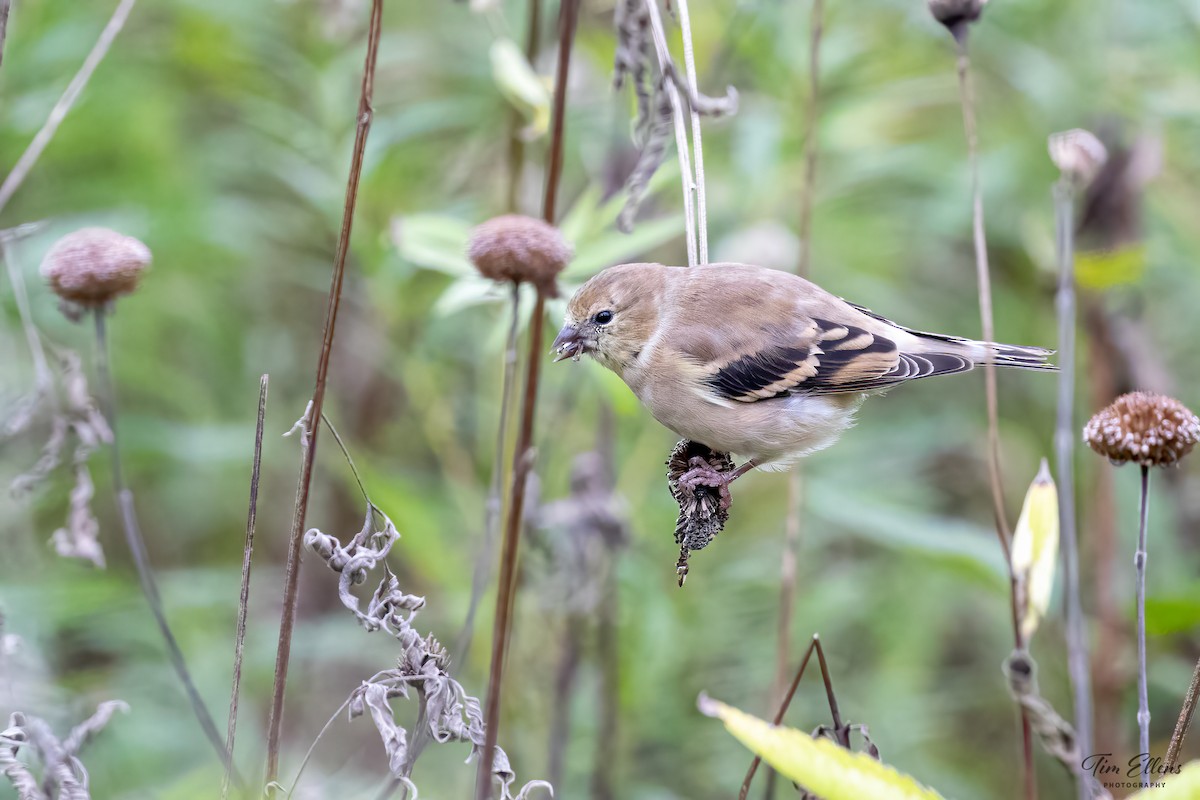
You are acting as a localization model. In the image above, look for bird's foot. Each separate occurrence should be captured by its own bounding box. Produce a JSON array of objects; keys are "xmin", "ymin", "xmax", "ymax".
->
[{"xmin": 678, "ymin": 456, "xmax": 736, "ymax": 512}]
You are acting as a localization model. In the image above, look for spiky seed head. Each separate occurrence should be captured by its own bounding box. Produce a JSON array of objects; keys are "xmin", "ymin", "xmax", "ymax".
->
[
  {"xmin": 1049, "ymin": 129, "xmax": 1108, "ymax": 185},
  {"xmin": 466, "ymin": 214, "xmax": 572, "ymax": 297},
  {"xmin": 1084, "ymin": 391, "xmax": 1200, "ymax": 468},
  {"xmin": 41, "ymin": 227, "xmax": 151, "ymax": 309},
  {"xmin": 927, "ymin": 0, "xmax": 986, "ymax": 35}
]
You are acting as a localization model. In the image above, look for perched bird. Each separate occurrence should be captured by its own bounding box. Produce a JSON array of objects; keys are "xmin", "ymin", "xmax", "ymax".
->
[{"xmin": 552, "ymin": 262, "xmax": 1053, "ymax": 508}]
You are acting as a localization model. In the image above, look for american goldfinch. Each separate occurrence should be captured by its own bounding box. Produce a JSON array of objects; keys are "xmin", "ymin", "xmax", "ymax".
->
[{"xmin": 552, "ymin": 262, "xmax": 1053, "ymax": 506}]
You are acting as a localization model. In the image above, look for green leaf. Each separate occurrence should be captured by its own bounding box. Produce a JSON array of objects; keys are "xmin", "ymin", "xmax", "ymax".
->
[
  {"xmin": 1130, "ymin": 760, "xmax": 1200, "ymax": 798},
  {"xmin": 391, "ymin": 214, "xmax": 473, "ymax": 277},
  {"xmin": 699, "ymin": 696, "xmax": 946, "ymax": 800}
]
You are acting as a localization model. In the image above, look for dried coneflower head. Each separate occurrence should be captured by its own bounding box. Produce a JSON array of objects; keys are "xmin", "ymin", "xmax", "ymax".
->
[
  {"xmin": 466, "ymin": 214, "xmax": 572, "ymax": 297},
  {"xmin": 667, "ymin": 439, "xmax": 734, "ymax": 586},
  {"xmin": 41, "ymin": 227, "xmax": 151, "ymax": 312},
  {"xmin": 927, "ymin": 0, "xmax": 986, "ymax": 36},
  {"xmin": 1084, "ymin": 391, "xmax": 1200, "ymax": 468}
]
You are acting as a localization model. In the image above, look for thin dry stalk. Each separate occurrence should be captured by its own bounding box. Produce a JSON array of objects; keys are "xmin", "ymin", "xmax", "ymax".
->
[
  {"xmin": 454, "ymin": 284, "xmax": 521, "ymax": 669},
  {"xmin": 796, "ymin": 0, "xmax": 823, "ymax": 277},
  {"xmin": 1165, "ymin": 655, "xmax": 1200, "ymax": 771},
  {"xmin": 1053, "ymin": 179, "xmax": 1093, "ymax": 793},
  {"xmin": 0, "ymin": 0, "xmax": 138, "ymax": 217},
  {"xmin": 739, "ymin": 635, "xmax": 819, "ymax": 800},
  {"xmin": 476, "ymin": 2, "xmax": 579, "ymax": 797},
  {"xmin": 643, "ymin": 0, "xmax": 698, "ymax": 268},
  {"xmin": 775, "ymin": 0, "xmax": 824, "ymax": 724},
  {"xmin": 504, "ymin": 0, "xmax": 542, "ymax": 213},
  {"xmin": 93, "ymin": 311, "xmax": 230, "ymax": 767},
  {"xmin": 1135, "ymin": 465, "xmax": 1151, "ymax": 786},
  {"xmin": 951, "ymin": 33, "xmax": 1036, "ymax": 799},
  {"xmin": 674, "ymin": 0, "xmax": 707, "ymax": 263},
  {"xmin": 264, "ymin": 0, "xmax": 384, "ymax": 786},
  {"xmin": 222, "ymin": 374, "xmax": 268, "ymax": 800}
]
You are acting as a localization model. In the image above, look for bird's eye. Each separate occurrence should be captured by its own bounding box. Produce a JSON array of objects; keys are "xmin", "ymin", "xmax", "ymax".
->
[{"xmin": 594, "ymin": 310, "xmax": 614, "ymax": 325}]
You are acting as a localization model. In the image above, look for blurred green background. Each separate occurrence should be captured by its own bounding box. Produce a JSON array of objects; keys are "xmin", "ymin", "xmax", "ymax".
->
[{"xmin": 2, "ymin": 0, "xmax": 1200, "ymax": 797}]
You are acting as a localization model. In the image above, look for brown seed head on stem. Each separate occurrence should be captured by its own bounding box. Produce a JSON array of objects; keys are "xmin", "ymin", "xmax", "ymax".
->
[
  {"xmin": 467, "ymin": 214, "xmax": 572, "ymax": 297},
  {"xmin": 1084, "ymin": 391, "xmax": 1200, "ymax": 468},
  {"xmin": 41, "ymin": 227, "xmax": 150, "ymax": 313},
  {"xmin": 927, "ymin": 0, "xmax": 986, "ymax": 39}
]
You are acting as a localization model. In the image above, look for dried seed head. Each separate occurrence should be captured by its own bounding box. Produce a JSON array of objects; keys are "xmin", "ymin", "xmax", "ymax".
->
[
  {"xmin": 1048, "ymin": 129, "xmax": 1108, "ymax": 185},
  {"xmin": 927, "ymin": 0, "xmax": 986, "ymax": 35},
  {"xmin": 666, "ymin": 440, "xmax": 733, "ymax": 585},
  {"xmin": 1084, "ymin": 392, "xmax": 1200, "ymax": 468},
  {"xmin": 41, "ymin": 227, "xmax": 150, "ymax": 311},
  {"xmin": 466, "ymin": 214, "xmax": 572, "ymax": 297}
]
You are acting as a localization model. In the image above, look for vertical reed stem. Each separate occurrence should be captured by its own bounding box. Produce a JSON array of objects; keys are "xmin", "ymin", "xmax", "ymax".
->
[
  {"xmin": 264, "ymin": 1, "xmax": 384, "ymax": 786},
  {"xmin": 674, "ymin": 0, "xmax": 707, "ymax": 263},
  {"xmin": 1165, "ymin": 654, "xmax": 1200, "ymax": 771},
  {"xmin": 1053, "ymin": 179, "xmax": 1093, "ymax": 797},
  {"xmin": 222, "ymin": 374, "xmax": 268, "ymax": 800},
  {"xmin": 952, "ymin": 31, "xmax": 1035, "ymax": 799},
  {"xmin": 476, "ymin": 2, "xmax": 579, "ymax": 797},
  {"xmin": 94, "ymin": 311, "xmax": 229, "ymax": 768},
  {"xmin": 1136, "ymin": 464, "xmax": 1151, "ymax": 786}
]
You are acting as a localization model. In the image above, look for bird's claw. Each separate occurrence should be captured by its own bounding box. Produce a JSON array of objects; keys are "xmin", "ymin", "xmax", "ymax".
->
[{"xmin": 678, "ymin": 457, "xmax": 734, "ymax": 512}]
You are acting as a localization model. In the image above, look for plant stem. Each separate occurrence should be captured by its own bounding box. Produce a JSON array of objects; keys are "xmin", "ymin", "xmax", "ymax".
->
[
  {"xmin": 674, "ymin": 0, "xmax": 707, "ymax": 263},
  {"xmin": 93, "ymin": 311, "xmax": 230, "ymax": 769},
  {"xmin": 1165, "ymin": 654, "xmax": 1200, "ymax": 771},
  {"xmin": 1053, "ymin": 179, "xmax": 1093, "ymax": 797},
  {"xmin": 643, "ymin": 0, "xmax": 697, "ymax": 268},
  {"xmin": 453, "ymin": 283, "xmax": 521, "ymax": 670},
  {"xmin": 774, "ymin": 0, "xmax": 823, "ymax": 742},
  {"xmin": 222, "ymin": 374, "xmax": 268, "ymax": 800},
  {"xmin": 264, "ymin": 0, "xmax": 384, "ymax": 786},
  {"xmin": 0, "ymin": 0, "xmax": 138, "ymax": 218},
  {"xmin": 796, "ymin": 0, "xmax": 823, "ymax": 277},
  {"xmin": 1136, "ymin": 464, "xmax": 1151, "ymax": 787},
  {"xmin": 476, "ymin": 2, "xmax": 578, "ymax": 797},
  {"xmin": 739, "ymin": 635, "xmax": 820, "ymax": 800},
  {"xmin": 504, "ymin": 0, "xmax": 542, "ymax": 213},
  {"xmin": 952, "ymin": 32, "xmax": 1035, "ymax": 799}
]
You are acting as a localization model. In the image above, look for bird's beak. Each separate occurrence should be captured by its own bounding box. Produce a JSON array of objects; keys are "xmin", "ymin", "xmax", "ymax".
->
[{"xmin": 551, "ymin": 323, "xmax": 588, "ymax": 363}]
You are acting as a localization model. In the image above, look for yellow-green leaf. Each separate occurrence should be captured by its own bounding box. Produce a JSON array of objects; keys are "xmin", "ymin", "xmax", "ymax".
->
[
  {"xmin": 1130, "ymin": 760, "xmax": 1200, "ymax": 798},
  {"xmin": 1011, "ymin": 459, "xmax": 1059, "ymax": 640},
  {"xmin": 698, "ymin": 695, "xmax": 945, "ymax": 800},
  {"xmin": 1076, "ymin": 244, "xmax": 1146, "ymax": 290},
  {"xmin": 490, "ymin": 38, "xmax": 550, "ymax": 139}
]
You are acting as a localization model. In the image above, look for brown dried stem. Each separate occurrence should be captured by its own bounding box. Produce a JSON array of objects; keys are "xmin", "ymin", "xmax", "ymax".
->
[
  {"xmin": 264, "ymin": 0, "xmax": 384, "ymax": 786},
  {"xmin": 1135, "ymin": 464, "xmax": 1151, "ymax": 786},
  {"xmin": 952, "ymin": 32, "xmax": 1035, "ymax": 799},
  {"xmin": 504, "ymin": 0, "xmax": 542, "ymax": 213},
  {"xmin": 93, "ymin": 310, "xmax": 230, "ymax": 769},
  {"xmin": 775, "ymin": 0, "xmax": 824, "ymax": 733},
  {"xmin": 222, "ymin": 374, "xmax": 268, "ymax": 800},
  {"xmin": 739, "ymin": 634, "xmax": 819, "ymax": 799},
  {"xmin": 1165, "ymin": 654, "xmax": 1200, "ymax": 771},
  {"xmin": 476, "ymin": 2, "xmax": 579, "ymax": 797},
  {"xmin": 0, "ymin": 0, "xmax": 138, "ymax": 218}
]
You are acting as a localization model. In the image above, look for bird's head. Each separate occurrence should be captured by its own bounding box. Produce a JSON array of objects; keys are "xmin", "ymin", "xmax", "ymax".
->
[{"xmin": 552, "ymin": 262, "xmax": 667, "ymax": 373}]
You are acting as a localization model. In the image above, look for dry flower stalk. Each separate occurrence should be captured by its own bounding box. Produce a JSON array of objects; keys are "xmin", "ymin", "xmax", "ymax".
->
[
  {"xmin": 1084, "ymin": 391, "xmax": 1199, "ymax": 786},
  {"xmin": 1084, "ymin": 392, "xmax": 1200, "ymax": 467}
]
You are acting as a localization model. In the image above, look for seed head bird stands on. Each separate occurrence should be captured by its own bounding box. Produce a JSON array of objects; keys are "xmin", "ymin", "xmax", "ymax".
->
[{"xmin": 552, "ymin": 262, "xmax": 1054, "ymax": 510}]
